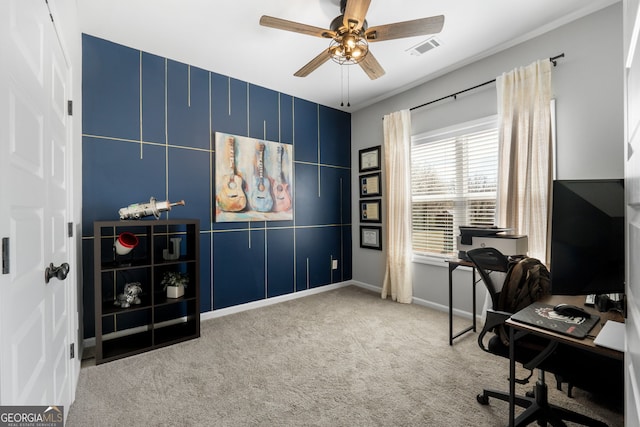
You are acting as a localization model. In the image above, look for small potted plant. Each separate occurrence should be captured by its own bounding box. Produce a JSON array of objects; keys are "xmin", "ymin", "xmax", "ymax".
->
[{"xmin": 161, "ymin": 271, "xmax": 189, "ymax": 298}]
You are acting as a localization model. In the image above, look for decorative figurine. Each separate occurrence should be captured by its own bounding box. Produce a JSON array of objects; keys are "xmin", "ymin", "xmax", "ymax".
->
[
  {"xmin": 114, "ymin": 282, "xmax": 143, "ymax": 308},
  {"xmin": 118, "ymin": 197, "xmax": 185, "ymax": 220}
]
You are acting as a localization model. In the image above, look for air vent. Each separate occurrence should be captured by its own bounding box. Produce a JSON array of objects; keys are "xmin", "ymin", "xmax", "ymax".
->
[{"xmin": 407, "ymin": 37, "xmax": 441, "ymax": 56}]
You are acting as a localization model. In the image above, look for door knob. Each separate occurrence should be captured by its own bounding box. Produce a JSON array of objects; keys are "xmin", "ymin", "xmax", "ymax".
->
[{"xmin": 45, "ymin": 262, "xmax": 69, "ymax": 284}]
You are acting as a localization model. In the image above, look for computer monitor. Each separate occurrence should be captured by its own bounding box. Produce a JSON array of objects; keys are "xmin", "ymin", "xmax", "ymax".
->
[{"xmin": 549, "ymin": 179, "xmax": 625, "ymax": 295}]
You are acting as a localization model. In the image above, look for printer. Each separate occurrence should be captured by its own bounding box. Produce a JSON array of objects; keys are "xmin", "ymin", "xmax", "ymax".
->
[{"xmin": 457, "ymin": 226, "xmax": 528, "ymax": 260}]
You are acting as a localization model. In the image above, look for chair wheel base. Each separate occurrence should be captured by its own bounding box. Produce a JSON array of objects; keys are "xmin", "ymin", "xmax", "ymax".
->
[{"xmin": 477, "ymin": 394, "xmax": 490, "ymax": 405}]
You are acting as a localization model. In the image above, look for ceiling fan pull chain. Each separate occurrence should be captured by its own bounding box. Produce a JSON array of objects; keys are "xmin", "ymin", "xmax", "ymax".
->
[
  {"xmin": 340, "ymin": 66, "xmax": 345, "ymax": 107},
  {"xmin": 347, "ymin": 65, "xmax": 351, "ymax": 107}
]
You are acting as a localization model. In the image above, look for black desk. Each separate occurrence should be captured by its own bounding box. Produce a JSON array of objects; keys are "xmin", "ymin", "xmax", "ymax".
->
[
  {"xmin": 506, "ymin": 295, "xmax": 624, "ymax": 427},
  {"xmin": 446, "ymin": 259, "xmax": 478, "ymax": 345}
]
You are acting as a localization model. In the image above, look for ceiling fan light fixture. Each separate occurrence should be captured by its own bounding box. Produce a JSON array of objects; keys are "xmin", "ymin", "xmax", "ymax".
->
[{"xmin": 329, "ymin": 35, "xmax": 369, "ymax": 65}]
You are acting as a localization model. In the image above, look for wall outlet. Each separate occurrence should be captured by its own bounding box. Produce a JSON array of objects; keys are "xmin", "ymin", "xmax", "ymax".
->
[{"xmin": 332, "ymin": 259, "xmax": 338, "ymax": 270}]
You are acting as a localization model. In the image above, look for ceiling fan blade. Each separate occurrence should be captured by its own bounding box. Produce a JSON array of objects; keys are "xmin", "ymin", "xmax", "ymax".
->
[
  {"xmin": 260, "ymin": 15, "xmax": 336, "ymax": 39},
  {"xmin": 294, "ymin": 49, "xmax": 333, "ymax": 77},
  {"xmin": 343, "ymin": 0, "xmax": 371, "ymax": 31},
  {"xmin": 365, "ymin": 15, "xmax": 444, "ymax": 42},
  {"xmin": 359, "ymin": 51, "xmax": 385, "ymax": 80}
]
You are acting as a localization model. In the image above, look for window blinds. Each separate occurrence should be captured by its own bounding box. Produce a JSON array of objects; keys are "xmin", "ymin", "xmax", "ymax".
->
[{"xmin": 411, "ymin": 119, "xmax": 498, "ymax": 256}]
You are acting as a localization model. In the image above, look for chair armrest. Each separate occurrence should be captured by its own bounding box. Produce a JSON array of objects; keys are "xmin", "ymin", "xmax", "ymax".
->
[
  {"xmin": 522, "ymin": 339, "xmax": 559, "ymax": 371},
  {"xmin": 484, "ymin": 309, "xmax": 511, "ymax": 330},
  {"xmin": 477, "ymin": 309, "xmax": 512, "ymax": 352}
]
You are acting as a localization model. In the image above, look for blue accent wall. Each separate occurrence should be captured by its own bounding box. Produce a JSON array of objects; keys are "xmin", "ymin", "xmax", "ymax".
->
[{"xmin": 81, "ymin": 34, "xmax": 352, "ymax": 339}]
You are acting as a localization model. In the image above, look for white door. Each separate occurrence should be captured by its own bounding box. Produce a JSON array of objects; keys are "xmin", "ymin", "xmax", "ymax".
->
[
  {"xmin": 624, "ymin": 0, "xmax": 640, "ymax": 424},
  {"xmin": 0, "ymin": 0, "xmax": 74, "ymax": 415}
]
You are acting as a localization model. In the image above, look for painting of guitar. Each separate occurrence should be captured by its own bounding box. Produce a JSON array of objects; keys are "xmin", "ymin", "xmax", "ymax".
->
[
  {"xmin": 250, "ymin": 143, "xmax": 273, "ymax": 212},
  {"xmin": 270, "ymin": 145, "xmax": 292, "ymax": 212},
  {"xmin": 216, "ymin": 136, "xmax": 247, "ymax": 212}
]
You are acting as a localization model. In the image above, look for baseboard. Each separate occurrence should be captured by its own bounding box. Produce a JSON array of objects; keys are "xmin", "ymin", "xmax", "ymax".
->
[
  {"xmin": 351, "ymin": 280, "xmax": 479, "ymax": 321},
  {"xmin": 200, "ymin": 281, "xmax": 352, "ymax": 321},
  {"xmin": 350, "ymin": 280, "xmax": 381, "ymax": 293}
]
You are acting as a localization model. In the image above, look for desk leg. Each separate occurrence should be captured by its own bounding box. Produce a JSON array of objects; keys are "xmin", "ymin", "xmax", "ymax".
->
[
  {"xmin": 472, "ymin": 267, "xmax": 477, "ymax": 332},
  {"xmin": 509, "ymin": 325, "xmax": 516, "ymax": 427},
  {"xmin": 449, "ymin": 264, "xmax": 454, "ymax": 346},
  {"xmin": 449, "ymin": 263, "xmax": 477, "ymax": 345}
]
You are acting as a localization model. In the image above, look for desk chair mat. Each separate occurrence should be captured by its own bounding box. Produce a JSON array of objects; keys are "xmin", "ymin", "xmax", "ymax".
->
[{"xmin": 510, "ymin": 302, "xmax": 600, "ymax": 338}]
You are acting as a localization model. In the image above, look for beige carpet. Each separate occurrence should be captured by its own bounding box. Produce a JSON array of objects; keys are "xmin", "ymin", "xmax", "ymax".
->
[{"xmin": 67, "ymin": 286, "xmax": 623, "ymax": 426}]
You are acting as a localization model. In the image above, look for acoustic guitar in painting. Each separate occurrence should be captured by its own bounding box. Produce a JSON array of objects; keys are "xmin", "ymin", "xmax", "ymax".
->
[
  {"xmin": 270, "ymin": 145, "xmax": 292, "ymax": 212},
  {"xmin": 250, "ymin": 143, "xmax": 274, "ymax": 212},
  {"xmin": 217, "ymin": 136, "xmax": 247, "ymax": 212}
]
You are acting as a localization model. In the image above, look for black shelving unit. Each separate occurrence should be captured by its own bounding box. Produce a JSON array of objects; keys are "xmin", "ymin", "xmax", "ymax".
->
[{"xmin": 93, "ymin": 219, "xmax": 200, "ymax": 364}]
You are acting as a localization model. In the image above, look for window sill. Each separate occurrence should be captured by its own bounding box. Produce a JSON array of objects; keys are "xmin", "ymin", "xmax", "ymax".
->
[{"xmin": 411, "ymin": 253, "xmax": 450, "ymax": 267}]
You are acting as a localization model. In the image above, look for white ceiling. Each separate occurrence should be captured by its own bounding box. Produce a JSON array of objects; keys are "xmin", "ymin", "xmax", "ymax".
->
[{"xmin": 78, "ymin": 0, "xmax": 619, "ymax": 112}]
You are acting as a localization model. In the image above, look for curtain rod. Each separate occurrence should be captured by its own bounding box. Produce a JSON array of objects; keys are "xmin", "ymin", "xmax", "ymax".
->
[{"xmin": 408, "ymin": 53, "xmax": 565, "ymax": 113}]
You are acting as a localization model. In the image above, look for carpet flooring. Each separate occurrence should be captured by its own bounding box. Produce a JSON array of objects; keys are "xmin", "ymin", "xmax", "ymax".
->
[{"xmin": 67, "ymin": 285, "xmax": 623, "ymax": 426}]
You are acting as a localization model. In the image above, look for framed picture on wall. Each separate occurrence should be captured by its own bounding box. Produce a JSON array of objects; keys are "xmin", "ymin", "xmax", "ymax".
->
[
  {"xmin": 359, "ymin": 145, "xmax": 381, "ymax": 172},
  {"xmin": 214, "ymin": 132, "xmax": 293, "ymax": 222},
  {"xmin": 360, "ymin": 199, "xmax": 381, "ymax": 223},
  {"xmin": 360, "ymin": 226, "xmax": 382, "ymax": 250},
  {"xmin": 360, "ymin": 172, "xmax": 382, "ymax": 198}
]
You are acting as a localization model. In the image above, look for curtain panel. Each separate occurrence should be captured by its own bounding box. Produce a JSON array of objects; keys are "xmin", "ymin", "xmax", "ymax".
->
[
  {"xmin": 496, "ymin": 59, "xmax": 553, "ymax": 264},
  {"xmin": 382, "ymin": 110, "xmax": 413, "ymax": 303}
]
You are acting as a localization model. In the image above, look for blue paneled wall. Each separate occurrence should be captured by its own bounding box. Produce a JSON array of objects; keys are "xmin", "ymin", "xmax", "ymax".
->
[{"xmin": 81, "ymin": 34, "xmax": 352, "ymax": 339}]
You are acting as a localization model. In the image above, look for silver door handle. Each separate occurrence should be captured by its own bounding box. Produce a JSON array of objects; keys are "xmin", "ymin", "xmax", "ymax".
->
[{"xmin": 45, "ymin": 262, "xmax": 69, "ymax": 283}]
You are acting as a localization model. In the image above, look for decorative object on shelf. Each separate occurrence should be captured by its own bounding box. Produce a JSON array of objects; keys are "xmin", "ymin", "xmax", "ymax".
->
[
  {"xmin": 118, "ymin": 197, "xmax": 185, "ymax": 220},
  {"xmin": 360, "ymin": 225, "xmax": 382, "ymax": 250},
  {"xmin": 162, "ymin": 271, "xmax": 189, "ymax": 299},
  {"xmin": 360, "ymin": 172, "xmax": 381, "ymax": 197},
  {"xmin": 162, "ymin": 237, "xmax": 182, "ymax": 261},
  {"xmin": 359, "ymin": 146, "xmax": 381, "ymax": 172},
  {"xmin": 114, "ymin": 232, "xmax": 139, "ymax": 255},
  {"xmin": 114, "ymin": 282, "xmax": 143, "ymax": 308},
  {"xmin": 360, "ymin": 199, "xmax": 382, "ymax": 223}
]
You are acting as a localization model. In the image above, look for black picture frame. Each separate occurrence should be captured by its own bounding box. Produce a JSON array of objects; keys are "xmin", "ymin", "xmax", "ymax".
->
[
  {"xmin": 360, "ymin": 199, "xmax": 381, "ymax": 223},
  {"xmin": 359, "ymin": 145, "xmax": 381, "ymax": 172},
  {"xmin": 360, "ymin": 172, "xmax": 382, "ymax": 198},
  {"xmin": 360, "ymin": 226, "xmax": 382, "ymax": 250}
]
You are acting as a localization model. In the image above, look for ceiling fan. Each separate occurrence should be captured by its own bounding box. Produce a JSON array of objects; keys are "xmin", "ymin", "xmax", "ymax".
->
[{"xmin": 259, "ymin": 0, "xmax": 444, "ymax": 80}]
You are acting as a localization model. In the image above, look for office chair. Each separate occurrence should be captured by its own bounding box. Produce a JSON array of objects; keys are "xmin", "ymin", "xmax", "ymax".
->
[{"xmin": 467, "ymin": 247, "xmax": 609, "ymax": 427}]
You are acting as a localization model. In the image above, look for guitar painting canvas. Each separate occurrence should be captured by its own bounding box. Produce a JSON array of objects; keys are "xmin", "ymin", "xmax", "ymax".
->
[{"xmin": 214, "ymin": 132, "xmax": 293, "ymax": 222}]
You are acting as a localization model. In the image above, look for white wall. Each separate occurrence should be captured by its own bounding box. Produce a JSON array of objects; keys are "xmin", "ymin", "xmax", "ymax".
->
[{"xmin": 351, "ymin": 3, "xmax": 623, "ymax": 314}]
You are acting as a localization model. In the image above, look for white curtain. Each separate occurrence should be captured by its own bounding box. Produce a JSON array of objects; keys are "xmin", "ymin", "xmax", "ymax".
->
[
  {"xmin": 381, "ymin": 110, "xmax": 413, "ymax": 303},
  {"xmin": 496, "ymin": 59, "xmax": 553, "ymax": 264}
]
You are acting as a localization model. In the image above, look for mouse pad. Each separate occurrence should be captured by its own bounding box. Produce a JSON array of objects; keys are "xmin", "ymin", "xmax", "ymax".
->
[{"xmin": 510, "ymin": 302, "xmax": 600, "ymax": 339}]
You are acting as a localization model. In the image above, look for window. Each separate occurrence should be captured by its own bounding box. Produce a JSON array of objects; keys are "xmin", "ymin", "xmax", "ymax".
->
[{"xmin": 411, "ymin": 117, "xmax": 499, "ymax": 257}]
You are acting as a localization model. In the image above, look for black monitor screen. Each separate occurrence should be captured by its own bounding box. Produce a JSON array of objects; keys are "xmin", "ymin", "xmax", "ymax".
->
[{"xmin": 550, "ymin": 179, "xmax": 625, "ymax": 295}]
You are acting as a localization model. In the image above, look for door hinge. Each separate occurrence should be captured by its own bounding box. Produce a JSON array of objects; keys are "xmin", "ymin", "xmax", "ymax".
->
[
  {"xmin": 67, "ymin": 100, "xmax": 73, "ymax": 116},
  {"xmin": 68, "ymin": 222, "xmax": 73, "ymax": 238},
  {"xmin": 70, "ymin": 343, "xmax": 75, "ymax": 359},
  {"xmin": 2, "ymin": 237, "xmax": 9, "ymax": 274}
]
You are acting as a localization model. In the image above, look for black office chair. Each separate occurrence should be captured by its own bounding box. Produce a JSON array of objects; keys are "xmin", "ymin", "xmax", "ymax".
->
[{"xmin": 467, "ymin": 247, "xmax": 609, "ymax": 427}]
